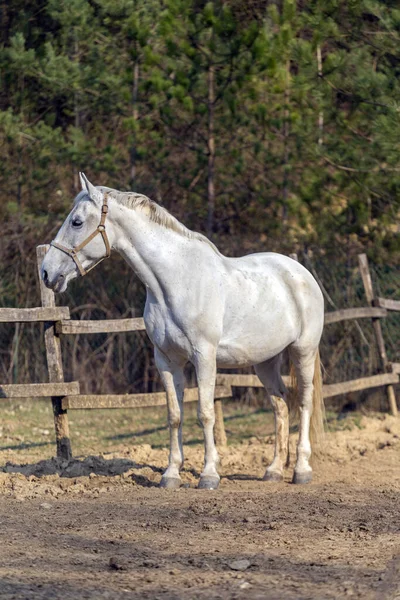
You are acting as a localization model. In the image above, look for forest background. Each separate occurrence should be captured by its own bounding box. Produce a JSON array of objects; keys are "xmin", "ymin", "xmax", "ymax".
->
[{"xmin": 0, "ymin": 0, "xmax": 399, "ymax": 402}]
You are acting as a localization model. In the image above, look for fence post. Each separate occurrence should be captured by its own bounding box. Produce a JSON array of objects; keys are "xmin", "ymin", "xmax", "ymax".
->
[
  {"xmin": 358, "ymin": 253, "xmax": 398, "ymax": 416},
  {"xmin": 36, "ymin": 245, "xmax": 72, "ymax": 459},
  {"xmin": 214, "ymin": 397, "xmax": 227, "ymax": 448}
]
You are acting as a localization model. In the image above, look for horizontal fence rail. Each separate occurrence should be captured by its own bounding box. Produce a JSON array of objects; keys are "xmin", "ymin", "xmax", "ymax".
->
[
  {"xmin": 0, "ymin": 382, "xmax": 80, "ymax": 398},
  {"xmin": 322, "ymin": 374, "xmax": 399, "ymax": 399},
  {"xmin": 62, "ymin": 385, "xmax": 232, "ymax": 410},
  {"xmin": 324, "ymin": 307, "xmax": 387, "ymax": 324},
  {"xmin": 216, "ymin": 373, "xmax": 400, "ymax": 399},
  {"xmin": 216, "ymin": 374, "xmax": 268, "ymax": 388},
  {"xmin": 373, "ymin": 297, "xmax": 400, "ymax": 312},
  {"xmin": 0, "ymin": 307, "xmax": 70, "ymax": 322},
  {"xmin": 56, "ymin": 317, "xmax": 145, "ymax": 335}
]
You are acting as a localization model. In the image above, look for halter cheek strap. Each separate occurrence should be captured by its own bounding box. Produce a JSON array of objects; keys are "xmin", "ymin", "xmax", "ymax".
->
[{"xmin": 50, "ymin": 193, "xmax": 111, "ymax": 277}]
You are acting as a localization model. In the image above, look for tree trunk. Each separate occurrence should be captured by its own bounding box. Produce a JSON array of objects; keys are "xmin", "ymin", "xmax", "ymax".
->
[
  {"xmin": 317, "ymin": 44, "xmax": 323, "ymax": 146},
  {"xmin": 73, "ymin": 36, "xmax": 81, "ymax": 193},
  {"xmin": 207, "ymin": 62, "xmax": 215, "ymax": 238},
  {"xmin": 130, "ymin": 59, "xmax": 140, "ymax": 185},
  {"xmin": 282, "ymin": 59, "xmax": 290, "ymax": 223}
]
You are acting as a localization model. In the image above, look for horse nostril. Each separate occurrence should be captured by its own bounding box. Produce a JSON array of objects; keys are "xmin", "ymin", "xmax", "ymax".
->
[{"xmin": 43, "ymin": 269, "xmax": 49, "ymax": 283}]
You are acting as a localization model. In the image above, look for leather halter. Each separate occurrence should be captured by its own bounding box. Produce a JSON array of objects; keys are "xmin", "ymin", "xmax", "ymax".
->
[{"xmin": 50, "ymin": 193, "xmax": 111, "ymax": 277}]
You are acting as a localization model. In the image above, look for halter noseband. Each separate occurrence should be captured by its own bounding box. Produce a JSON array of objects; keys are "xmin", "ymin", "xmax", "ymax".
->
[{"xmin": 50, "ymin": 193, "xmax": 111, "ymax": 277}]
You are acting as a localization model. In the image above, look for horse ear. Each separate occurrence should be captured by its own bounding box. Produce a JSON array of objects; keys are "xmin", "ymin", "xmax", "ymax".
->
[
  {"xmin": 79, "ymin": 172, "xmax": 88, "ymax": 192},
  {"xmin": 79, "ymin": 172, "xmax": 103, "ymax": 206}
]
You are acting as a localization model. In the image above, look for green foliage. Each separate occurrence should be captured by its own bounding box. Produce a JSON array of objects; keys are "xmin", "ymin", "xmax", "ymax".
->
[
  {"xmin": 0, "ymin": 0, "xmax": 399, "ymax": 252},
  {"xmin": 2, "ymin": 0, "xmax": 399, "ymax": 396}
]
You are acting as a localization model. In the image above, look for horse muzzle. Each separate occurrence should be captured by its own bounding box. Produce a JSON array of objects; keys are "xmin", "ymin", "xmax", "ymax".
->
[{"xmin": 41, "ymin": 267, "xmax": 68, "ymax": 293}]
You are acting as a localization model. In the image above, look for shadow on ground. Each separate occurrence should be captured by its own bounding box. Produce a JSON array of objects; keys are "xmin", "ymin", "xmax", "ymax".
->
[
  {"xmin": 0, "ymin": 455, "xmax": 164, "ymax": 486},
  {"xmin": 0, "ymin": 454, "xmax": 258, "ymax": 487},
  {"xmin": 0, "ymin": 441, "xmax": 52, "ymax": 452}
]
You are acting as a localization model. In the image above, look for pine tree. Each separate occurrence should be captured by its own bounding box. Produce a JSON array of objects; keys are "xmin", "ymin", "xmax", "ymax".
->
[{"xmin": 145, "ymin": 0, "xmax": 268, "ymax": 236}]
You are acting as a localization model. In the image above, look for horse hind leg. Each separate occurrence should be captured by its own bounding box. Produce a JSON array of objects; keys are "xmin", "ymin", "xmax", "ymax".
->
[
  {"xmin": 194, "ymin": 347, "xmax": 220, "ymax": 490},
  {"xmin": 289, "ymin": 346, "xmax": 319, "ymax": 485},
  {"xmin": 255, "ymin": 354, "xmax": 289, "ymax": 483}
]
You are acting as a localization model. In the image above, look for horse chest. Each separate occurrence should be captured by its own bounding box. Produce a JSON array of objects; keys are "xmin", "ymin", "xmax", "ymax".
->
[{"xmin": 144, "ymin": 302, "xmax": 192, "ymax": 358}]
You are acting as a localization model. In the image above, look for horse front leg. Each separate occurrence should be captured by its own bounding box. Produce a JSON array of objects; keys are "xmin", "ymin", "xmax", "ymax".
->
[
  {"xmin": 155, "ymin": 348, "xmax": 186, "ymax": 490},
  {"xmin": 194, "ymin": 348, "xmax": 220, "ymax": 490}
]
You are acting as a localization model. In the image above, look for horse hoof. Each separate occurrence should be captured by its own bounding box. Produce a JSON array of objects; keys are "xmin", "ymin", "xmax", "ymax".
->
[
  {"xmin": 198, "ymin": 476, "xmax": 220, "ymax": 490},
  {"xmin": 292, "ymin": 471, "xmax": 312, "ymax": 485},
  {"xmin": 263, "ymin": 470, "xmax": 283, "ymax": 482},
  {"xmin": 159, "ymin": 476, "xmax": 181, "ymax": 490}
]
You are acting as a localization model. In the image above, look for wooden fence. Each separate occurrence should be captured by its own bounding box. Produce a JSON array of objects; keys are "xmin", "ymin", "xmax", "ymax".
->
[{"xmin": 0, "ymin": 247, "xmax": 398, "ymax": 460}]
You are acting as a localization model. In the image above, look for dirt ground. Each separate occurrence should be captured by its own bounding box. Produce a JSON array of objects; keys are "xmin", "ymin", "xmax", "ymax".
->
[{"xmin": 1, "ymin": 413, "xmax": 400, "ymax": 599}]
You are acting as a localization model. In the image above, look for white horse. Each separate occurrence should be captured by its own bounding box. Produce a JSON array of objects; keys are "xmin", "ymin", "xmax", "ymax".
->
[{"xmin": 41, "ymin": 173, "xmax": 325, "ymax": 489}]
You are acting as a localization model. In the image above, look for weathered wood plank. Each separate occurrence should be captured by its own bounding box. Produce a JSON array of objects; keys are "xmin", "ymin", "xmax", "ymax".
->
[
  {"xmin": 216, "ymin": 373, "xmax": 291, "ymax": 388},
  {"xmin": 390, "ymin": 363, "xmax": 400, "ymax": 375},
  {"xmin": 64, "ymin": 391, "xmax": 166, "ymax": 409},
  {"xmin": 358, "ymin": 253, "xmax": 398, "ymax": 416},
  {"xmin": 62, "ymin": 385, "xmax": 232, "ymax": 410},
  {"xmin": 0, "ymin": 307, "xmax": 70, "ymax": 323},
  {"xmin": 0, "ymin": 382, "xmax": 80, "ymax": 398},
  {"xmin": 373, "ymin": 297, "xmax": 400, "ymax": 312},
  {"xmin": 217, "ymin": 372, "xmax": 399, "ymax": 401},
  {"xmin": 56, "ymin": 317, "xmax": 145, "ymax": 335},
  {"xmin": 324, "ymin": 307, "xmax": 387, "ymax": 324},
  {"xmin": 217, "ymin": 374, "xmax": 263, "ymax": 388},
  {"xmin": 322, "ymin": 373, "xmax": 399, "ymax": 399},
  {"xmin": 214, "ymin": 399, "xmax": 227, "ymax": 448},
  {"xmin": 37, "ymin": 245, "xmax": 73, "ymax": 459},
  {"xmin": 358, "ymin": 254, "xmax": 389, "ymax": 365},
  {"xmin": 358, "ymin": 254, "xmax": 374, "ymax": 304}
]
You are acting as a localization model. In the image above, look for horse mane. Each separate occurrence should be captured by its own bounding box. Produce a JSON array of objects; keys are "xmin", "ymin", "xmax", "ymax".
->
[{"xmin": 98, "ymin": 186, "xmax": 221, "ymax": 255}]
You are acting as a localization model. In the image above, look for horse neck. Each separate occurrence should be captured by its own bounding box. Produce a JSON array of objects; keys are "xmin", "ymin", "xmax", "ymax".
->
[{"xmin": 112, "ymin": 205, "xmax": 191, "ymax": 301}]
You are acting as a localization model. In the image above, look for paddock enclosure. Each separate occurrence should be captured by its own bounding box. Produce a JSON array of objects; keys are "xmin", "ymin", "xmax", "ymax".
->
[
  {"xmin": 0, "ymin": 248, "xmax": 400, "ymax": 599},
  {"xmin": 0, "ymin": 247, "xmax": 399, "ymax": 456}
]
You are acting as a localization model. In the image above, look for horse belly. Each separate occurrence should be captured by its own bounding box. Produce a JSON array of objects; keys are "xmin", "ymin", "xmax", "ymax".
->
[
  {"xmin": 216, "ymin": 321, "xmax": 296, "ymax": 368},
  {"xmin": 217, "ymin": 273, "xmax": 299, "ymax": 367}
]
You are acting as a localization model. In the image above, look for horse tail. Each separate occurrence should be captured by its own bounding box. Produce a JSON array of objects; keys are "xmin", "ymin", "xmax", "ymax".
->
[{"xmin": 288, "ymin": 349, "xmax": 325, "ymax": 452}]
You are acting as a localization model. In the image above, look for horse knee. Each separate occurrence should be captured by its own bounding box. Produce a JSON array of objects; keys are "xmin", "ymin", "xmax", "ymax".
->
[
  {"xmin": 168, "ymin": 408, "xmax": 181, "ymax": 429},
  {"xmin": 198, "ymin": 407, "xmax": 215, "ymax": 427},
  {"xmin": 270, "ymin": 395, "xmax": 288, "ymax": 416}
]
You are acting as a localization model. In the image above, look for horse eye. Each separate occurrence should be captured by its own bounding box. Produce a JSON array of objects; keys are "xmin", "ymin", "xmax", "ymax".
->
[{"xmin": 72, "ymin": 218, "xmax": 83, "ymax": 228}]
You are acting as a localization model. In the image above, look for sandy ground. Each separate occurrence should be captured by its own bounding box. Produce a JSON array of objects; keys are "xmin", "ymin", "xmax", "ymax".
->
[{"xmin": 1, "ymin": 414, "xmax": 400, "ymax": 599}]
